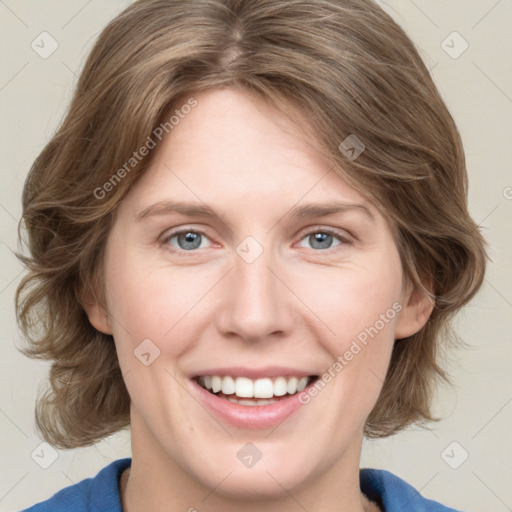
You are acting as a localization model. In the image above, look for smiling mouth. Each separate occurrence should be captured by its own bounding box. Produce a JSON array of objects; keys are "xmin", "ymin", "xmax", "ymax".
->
[{"xmin": 194, "ymin": 374, "xmax": 319, "ymax": 406}]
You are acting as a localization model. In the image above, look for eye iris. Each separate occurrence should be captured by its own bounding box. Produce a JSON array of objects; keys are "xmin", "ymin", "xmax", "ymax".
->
[
  {"xmin": 310, "ymin": 232, "xmax": 333, "ymax": 250},
  {"xmin": 178, "ymin": 232, "xmax": 202, "ymax": 250}
]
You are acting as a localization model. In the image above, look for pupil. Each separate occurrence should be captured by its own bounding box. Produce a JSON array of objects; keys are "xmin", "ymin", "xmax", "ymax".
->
[
  {"xmin": 311, "ymin": 233, "xmax": 332, "ymax": 249},
  {"xmin": 179, "ymin": 232, "xmax": 201, "ymax": 250}
]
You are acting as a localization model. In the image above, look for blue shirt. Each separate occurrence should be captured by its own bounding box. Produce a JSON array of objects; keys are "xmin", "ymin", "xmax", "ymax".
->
[{"xmin": 20, "ymin": 458, "xmax": 462, "ymax": 511}]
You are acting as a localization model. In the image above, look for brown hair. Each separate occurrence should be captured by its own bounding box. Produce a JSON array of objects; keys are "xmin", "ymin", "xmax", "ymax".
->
[{"xmin": 16, "ymin": 0, "xmax": 488, "ymax": 448}]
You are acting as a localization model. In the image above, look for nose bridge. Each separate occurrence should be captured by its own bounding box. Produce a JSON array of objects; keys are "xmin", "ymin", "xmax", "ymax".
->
[{"xmin": 216, "ymin": 241, "xmax": 293, "ymax": 342}]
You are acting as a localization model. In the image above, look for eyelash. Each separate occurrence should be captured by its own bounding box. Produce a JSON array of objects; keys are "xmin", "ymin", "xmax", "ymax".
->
[{"xmin": 160, "ymin": 226, "xmax": 353, "ymax": 257}]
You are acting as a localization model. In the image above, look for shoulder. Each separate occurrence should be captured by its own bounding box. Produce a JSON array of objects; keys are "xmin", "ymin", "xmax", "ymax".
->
[
  {"xmin": 19, "ymin": 458, "xmax": 132, "ymax": 512},
  {"xmin": 360, "ymin": 468, "xmax": 464, "ymax": 512}
]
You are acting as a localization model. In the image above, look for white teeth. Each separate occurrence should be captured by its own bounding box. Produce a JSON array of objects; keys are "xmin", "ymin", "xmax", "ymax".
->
[
  {"xmin": 297, "ymin": 376, "xmax": 308, "ymax": 392},
  {"xmin": 273, "ymin": 377, "xmax": 288, "ymax": 396},
  {"xmin": 238, "ymin": 399, "xmax": 255, "ymax": 406},
  {"xmin": 198, "ymin": 375, "xmax": 314, "ymax": 399},
  {"xmin": 228, "ymin": 396, "xmax": 278, "ymax": 406},
  {"xmin": 211, "ymin": 375, "xmax": 222, "ymax": 393},
  {"xmin": 255, "ymin": 398, "xmax": 276, "ymax": 405},
  {"xmin": 286, "ymin": 377, "xmax": 299, "ymax": 394},
  {"xmin": 235, "ymin": 377, "xmax": 253, "ymax": 398},
  {"xmin": 253, "ymin": 378, "xmax": 273, "ymax": 398},
  {"xmin": 221, "ymin": 376, "xmax": 235, "ymax": 395}
]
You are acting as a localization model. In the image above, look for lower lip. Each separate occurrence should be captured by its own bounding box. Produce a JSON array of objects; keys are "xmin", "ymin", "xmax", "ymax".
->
[{"xmin": 190, "ymin": 379, "xmax": 312, "ymax": 429}]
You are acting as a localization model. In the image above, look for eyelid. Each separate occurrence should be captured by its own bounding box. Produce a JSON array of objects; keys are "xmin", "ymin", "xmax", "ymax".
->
[
  {"xmin": 295, "ymin": 225, "xmax": 355, "ymax": 244},
  {"xmin": 161, "ymin": 226, "xmax": 208, "ymax": 239}
]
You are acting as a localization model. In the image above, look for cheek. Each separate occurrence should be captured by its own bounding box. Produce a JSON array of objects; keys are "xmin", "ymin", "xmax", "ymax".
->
[
  {"xmin": 297, "ymin": 259, "xmax": 402, "ymax": 341},
  {"xmin": 294, "ymin": 261, "xmax": 401, "ymax": 399},
  {"xmin": 103, "ymin": 253, "xmax": 214, "ymax": 365}
]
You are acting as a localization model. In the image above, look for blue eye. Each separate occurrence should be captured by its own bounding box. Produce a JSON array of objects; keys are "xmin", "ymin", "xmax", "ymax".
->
[
  {"xmin": 298, "ymin": 229, "xmax": 349, "ymax": 251},
  {"xmin": 163, "ymin": 230, "xmax": 211, "ymax": 252},
  {"xmin": 162, "ymin": 227, "xmax": 351, "ymax": 256}
]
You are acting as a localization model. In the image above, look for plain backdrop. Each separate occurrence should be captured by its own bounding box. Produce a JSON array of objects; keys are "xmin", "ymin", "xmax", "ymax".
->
[{"xmin": 0, "ymin": 1, "xmax": 511, "ymax": 511}]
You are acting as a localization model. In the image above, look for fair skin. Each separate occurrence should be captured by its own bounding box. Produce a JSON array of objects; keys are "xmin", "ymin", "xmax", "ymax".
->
[{"xmin": 85, "ymin": 88, "xmax": 433, "ymax": 512}]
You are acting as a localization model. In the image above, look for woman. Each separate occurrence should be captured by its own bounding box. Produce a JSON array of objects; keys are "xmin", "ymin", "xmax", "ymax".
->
[{"xmin": 16, "ymin": 0, "xmax": 488, "ymax": 510}]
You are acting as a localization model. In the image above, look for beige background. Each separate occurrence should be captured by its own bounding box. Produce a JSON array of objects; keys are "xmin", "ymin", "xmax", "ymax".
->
[{"xmin": 1, "ymin": 1, "xmax": 511, "ymax": 511}]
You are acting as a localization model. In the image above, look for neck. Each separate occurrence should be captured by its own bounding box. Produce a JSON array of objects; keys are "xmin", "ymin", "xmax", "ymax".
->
[{"xmin": 121, "ymin": 411, "xmax": 379, "ymax": 512}]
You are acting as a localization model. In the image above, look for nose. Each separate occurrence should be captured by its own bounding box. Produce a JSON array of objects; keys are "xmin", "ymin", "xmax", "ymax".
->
[{"xmin": 214, "ymin": 245, "xmax": 296, "ymax": 343}]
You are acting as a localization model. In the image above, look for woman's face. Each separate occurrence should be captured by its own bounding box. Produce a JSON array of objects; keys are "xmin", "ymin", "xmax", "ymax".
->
[{"xmin": 87, "ymin": 88, "xmax": 430, "ymax": 500}]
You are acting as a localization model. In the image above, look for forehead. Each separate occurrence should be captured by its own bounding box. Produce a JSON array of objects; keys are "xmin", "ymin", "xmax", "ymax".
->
[{"xmin": 119, "ymin": 88, "xmax": 383, "ymax": 224}]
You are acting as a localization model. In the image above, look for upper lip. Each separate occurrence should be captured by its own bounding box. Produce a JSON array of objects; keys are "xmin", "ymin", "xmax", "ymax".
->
[{"xmin": 191, "ymin": 366, "xmax": 318, "ymax": 379}]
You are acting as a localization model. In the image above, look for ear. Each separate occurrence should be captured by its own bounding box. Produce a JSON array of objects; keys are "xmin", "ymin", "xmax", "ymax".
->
[
  {"xmin": 394, "ymin": 276, "xmax": 435, "ymax": 340},
  {"xmin": 81, "ymin": 286, "xmax": 113, "ymax": 335}
]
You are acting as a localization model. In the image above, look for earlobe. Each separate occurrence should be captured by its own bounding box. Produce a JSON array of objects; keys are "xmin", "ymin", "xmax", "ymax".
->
[
  {"xmin": 394, "ymin": 278, "xmax": 435, "ymax": 340},
  {"xmin": 82, "ymin": 288, "xmax": 113, "ymax": 335}
]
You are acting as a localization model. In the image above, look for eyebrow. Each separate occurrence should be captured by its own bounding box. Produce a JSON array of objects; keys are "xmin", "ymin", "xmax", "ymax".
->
[
  {"xmin": 288, "ymin": 201, "xmax": 375, "ymax": 221},
  {"xmin": 135, "ymin": 200, "xmax": 375, "ymax": 224}
]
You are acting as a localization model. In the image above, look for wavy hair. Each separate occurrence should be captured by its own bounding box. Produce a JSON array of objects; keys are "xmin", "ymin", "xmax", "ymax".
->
[{"xmin": 15, "ymin": 0, "xmax": 488, "ymax": 448}]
